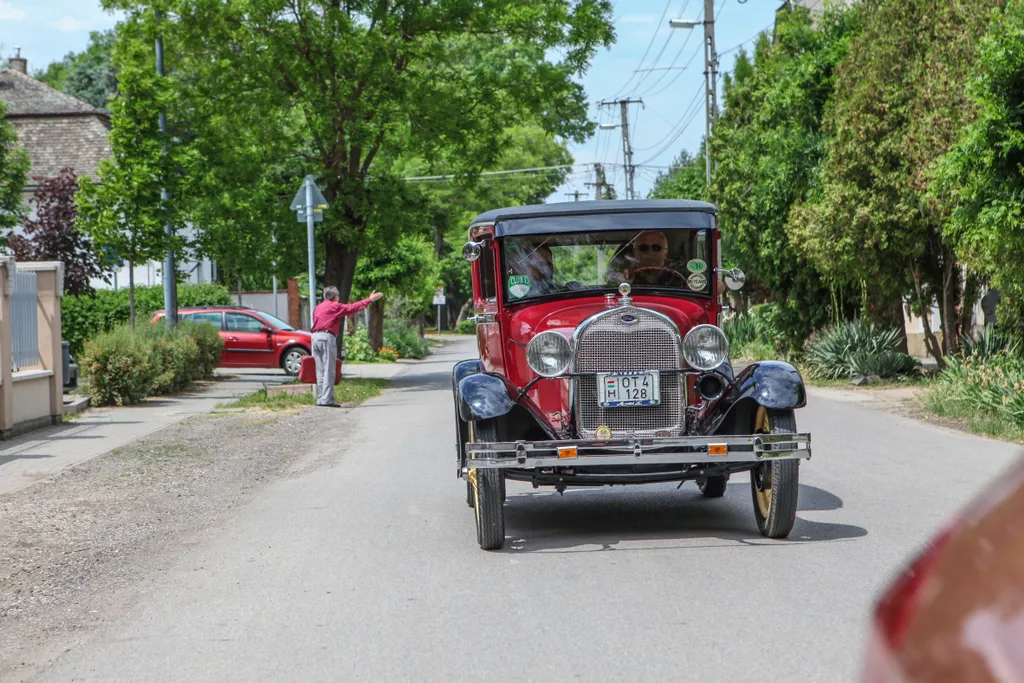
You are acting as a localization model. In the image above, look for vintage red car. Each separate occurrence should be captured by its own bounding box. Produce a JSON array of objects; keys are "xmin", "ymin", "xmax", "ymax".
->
[
  {"xmin": 452, "ymin": 199, "xmax": 812, "ymax": 550},
  {"xmin": 151, "ymin": 306, "xmax": 312, "ymax": 376}
]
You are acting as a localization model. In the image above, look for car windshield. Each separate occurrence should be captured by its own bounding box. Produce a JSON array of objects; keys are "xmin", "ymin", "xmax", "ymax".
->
[
  {"xmin": 502, "ymin": 229, "xmax": 711, "ymax": 301},
  {"xmin": 254, "ymin": 311, "xmax": 295, "ymax": 331}
]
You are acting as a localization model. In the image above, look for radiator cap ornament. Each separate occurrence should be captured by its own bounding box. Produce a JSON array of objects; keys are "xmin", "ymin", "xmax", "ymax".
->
[{"xmin": 618, "ymin": 282, "xmax": 633, "ymax": 306}]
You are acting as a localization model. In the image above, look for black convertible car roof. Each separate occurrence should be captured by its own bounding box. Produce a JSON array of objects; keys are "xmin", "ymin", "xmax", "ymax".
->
[{"xmin": 469, "ymin": 199, "xmax": 718, "ymax": 237}]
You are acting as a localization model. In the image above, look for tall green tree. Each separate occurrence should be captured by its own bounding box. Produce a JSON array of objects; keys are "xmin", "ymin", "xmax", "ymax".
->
[
  {"xmin": 103, "ymin": 0, "xmax": 614, "ymax": 307},
  {"xmin": 933, "ymin": 0, "xmax": 1024, "ymax": 342},
  {"xmin": 77, "ymin": 16, "xmax": 200, "ymax": 326},
  {"xmin": 707, "ymin": 6, "xmax": 861, "ymax": 349},
  {"xmin": 35, "ymin": 30, "xmax": 118, "ymax": 112},
  {"xmin": 789, "ymin": 0, "xmax": 1004, "ymax": 363},
  {"xmin": 0, "ymin": 99, "xmax": 28, "ymax": 239}
]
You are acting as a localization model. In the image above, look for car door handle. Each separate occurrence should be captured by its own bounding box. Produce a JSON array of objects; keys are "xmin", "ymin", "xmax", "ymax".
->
[
  {"xmin": 468, "ymin": 313, "xmax": 495, "ymax": 324},
  {"xmin": 227, "ymin": 336, "xmax": 239, "ymax": 341}
]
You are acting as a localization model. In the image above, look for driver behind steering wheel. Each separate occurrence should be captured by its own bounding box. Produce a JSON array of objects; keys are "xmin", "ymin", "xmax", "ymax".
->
[{"xmin": 625, "ymin": 231, "xmax": 680, "ymax": 286}]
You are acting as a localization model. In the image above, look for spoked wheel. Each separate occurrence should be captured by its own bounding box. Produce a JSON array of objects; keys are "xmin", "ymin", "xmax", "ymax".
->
[
  {"xmin": 697, "ymin": 475, "xmax": 728, "ymax": 498},
  {"xmin": 469, "ymin": 419, "xmax": 505, "ymax": 550},
  {"xmin": 750, "ymin": 407, "xmax": 800, "ymax": 539}
]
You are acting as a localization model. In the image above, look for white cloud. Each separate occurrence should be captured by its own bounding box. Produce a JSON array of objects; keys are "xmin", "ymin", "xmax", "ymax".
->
[
  {"xmin": 618, "ymin": 14, "xmax": 656, "ymax": 24},
  {"xmin": 0, "ymin": 2, "xmax": 26, "ymax": 21},
  {"xmin": 55, "ymin": 16, "xmax": 90, "ymax": 33}
]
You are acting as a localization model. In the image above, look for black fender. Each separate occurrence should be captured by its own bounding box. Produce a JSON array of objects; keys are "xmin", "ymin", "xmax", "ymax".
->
[
  {"xmin": 452, "ymin": 360, "xmax": 483, "ymax": 476},
  {"xmin": 709, "ymin": 361, "xmax": 806, "ymax": 436},
  {"xmin": 457, "ymin": 373, "xmax": 516, "ymax": 422},
  {"xmin": 731, "ymin": 360, "xmax": 806, "ymax": 409}
]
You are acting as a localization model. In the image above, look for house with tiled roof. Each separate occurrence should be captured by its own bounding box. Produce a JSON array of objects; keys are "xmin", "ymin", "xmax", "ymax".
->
[
  {"xmin": 0, "ymin": 53, "xmax": 111, "ymax": 194},
  {"xmin": 1, "ymin": 52, "xmax": 215, "ymax": 290}
]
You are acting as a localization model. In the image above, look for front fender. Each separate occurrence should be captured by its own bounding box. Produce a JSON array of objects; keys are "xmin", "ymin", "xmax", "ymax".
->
[
  {"xmin": 731, "ymin": 360, "xmax": 807, "ymax": 409},
  {"xmin": 457, "ymin": 373, "xmax": 516, "ymax": 422}
]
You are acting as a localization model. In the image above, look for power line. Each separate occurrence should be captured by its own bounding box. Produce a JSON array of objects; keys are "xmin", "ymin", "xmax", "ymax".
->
[
  {"xmin": 630, "ymin": 0, "xmax": 693, "ymax": 95},
  {"xmin": 605, "ymin": 0, "xmax": 675, "ymax": 101}
]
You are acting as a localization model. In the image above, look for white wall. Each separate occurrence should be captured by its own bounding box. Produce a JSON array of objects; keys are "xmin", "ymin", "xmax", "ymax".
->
[{"xmin": 232, "ymin": 290, "xmax": 290, "ymax": 321}]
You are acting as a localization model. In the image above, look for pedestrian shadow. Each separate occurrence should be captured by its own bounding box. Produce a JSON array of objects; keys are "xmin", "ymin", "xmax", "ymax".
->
[
  {"xmin": 0, "ymin": 453, "xmax": 56, "ymax": 466},
  {"xmin": 499, "ymin": 484, "xmax": 866, "ymax": 553}
]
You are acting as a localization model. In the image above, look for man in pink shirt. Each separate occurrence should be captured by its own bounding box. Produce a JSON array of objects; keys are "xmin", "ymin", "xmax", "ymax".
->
[{"xmin": 311, "ymin": 286, "xmax": 382, "ymax": 406}]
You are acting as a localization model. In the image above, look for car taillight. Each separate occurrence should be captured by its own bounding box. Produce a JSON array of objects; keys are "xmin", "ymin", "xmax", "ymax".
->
[{"xmin": 874, "ymin": 526, "xmax": 954, "ymax": 648}]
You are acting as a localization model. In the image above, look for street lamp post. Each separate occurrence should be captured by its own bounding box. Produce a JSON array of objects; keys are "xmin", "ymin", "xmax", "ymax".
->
[{"xmin": 669, "ymin": 0, "xmax": 718, "ymax": 187}]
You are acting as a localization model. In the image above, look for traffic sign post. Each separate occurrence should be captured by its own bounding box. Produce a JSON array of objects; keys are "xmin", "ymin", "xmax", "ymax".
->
[
  {"xmin": 433, "ymin": 287, "xmax": 446, "ymax": 334},
  {"xmin": 291, "ymin": 176, "xmax": 329, "ymax": 329}
]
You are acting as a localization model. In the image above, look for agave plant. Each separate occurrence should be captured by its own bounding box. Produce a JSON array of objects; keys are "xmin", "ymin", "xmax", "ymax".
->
[
  {"xmin": 804, "ymin": 320, "xmax": 918, "ymax": 379},
  {"xmin": 959, "ymin": 326, "xmax": 1020, "ymax": 361}
]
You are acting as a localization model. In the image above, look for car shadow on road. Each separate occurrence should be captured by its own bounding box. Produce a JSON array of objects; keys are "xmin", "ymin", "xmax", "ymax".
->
[
  {"xmin": 500, "ymin": 484, "xmax": 865, "ymax": 553},
  {"xmin": 387, "ymin": 371, "xmax": 452, "ymax": 392}
]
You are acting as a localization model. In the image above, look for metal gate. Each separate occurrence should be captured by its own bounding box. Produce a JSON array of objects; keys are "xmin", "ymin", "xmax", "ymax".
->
[{"xmin": 11, "ymin": 270, "xmax": 39, "ymax": 370}]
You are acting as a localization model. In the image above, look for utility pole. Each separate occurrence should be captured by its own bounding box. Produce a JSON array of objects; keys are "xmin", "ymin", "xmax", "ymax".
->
[
  {"xmin": 599, "ymin": 98, "xmax": 643, "ymax": 200},
  {"xmin": 585, "ymin": 163, "xmax": 608, "ymax": 200},
  {"xmin": 565, "ymin": 190, "xmax": 584, "ymax": 202},
  {"xmin": 670, "ymin": 0, "xmax": 718, "ymax": 186},
  {"xmin": 155, "ymin": 11, "xmax": 177, "ymax": 327}
]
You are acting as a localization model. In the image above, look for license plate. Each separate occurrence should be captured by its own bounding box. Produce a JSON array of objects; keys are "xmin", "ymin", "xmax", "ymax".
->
[{"xmin": 598, "ymin": 371, "xmax": 661, "ymax": 408}]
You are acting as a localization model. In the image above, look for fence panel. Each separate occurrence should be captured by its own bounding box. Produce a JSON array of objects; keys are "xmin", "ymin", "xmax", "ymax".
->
[{"xmin": 11, "ymin": 270, "xmax": 39, "ymax": 370}]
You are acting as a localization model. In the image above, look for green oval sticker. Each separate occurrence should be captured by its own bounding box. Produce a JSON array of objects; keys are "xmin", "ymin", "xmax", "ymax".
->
[
  {"xmin": 687, "ymin": 259, "xmax": 707, "ymax": 274},
  {"xmin": 508, "ymin": 275, "xmax": 531, "ymax": 298}
]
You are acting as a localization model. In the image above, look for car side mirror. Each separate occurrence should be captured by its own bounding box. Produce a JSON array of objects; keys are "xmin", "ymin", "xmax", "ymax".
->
[
  {"xmin": 463, "ymin": 241, "xmax": 483, "ymax": 262},
  {"xmin": 260, "ymin": 326, "xmax": 273, "ymax": 334},
  {"xmin": 723, "ymin": 268, "xmax": 745, "ymax": 291}
]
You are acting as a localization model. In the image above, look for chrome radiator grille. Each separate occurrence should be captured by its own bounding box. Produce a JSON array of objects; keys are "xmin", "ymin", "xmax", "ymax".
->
[{"xmin": 574, "ymin": 307, "xmax": 684, "ymax": 438}]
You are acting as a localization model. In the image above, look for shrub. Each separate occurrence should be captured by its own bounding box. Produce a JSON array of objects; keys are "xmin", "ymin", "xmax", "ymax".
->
[
  {"xmin": 959, "ymin": 326, "xmax": 1020, "ymax": 361},
  {"xmin": 804, "ymin": 320, "xmax": 918, "ymax": 379},
  {"xmin": 82, "ymin": 322, "xmax": 225, "ymax": 406},
  {"xmin": 82, "ymin": 326, "xmax": 156, "ymax": 406},
  {"xmin": 457, "ymin": 319, "xmax": 476, "ymax": 335},
  {"xmin": 344, "ymin": 327, "xmax": 378, "ymax": 362},
  {"xmin": 63, "ymin": 283, "xmax": 233, "ymax": 356},
  {"xmin": 926, "ymin": 354, "xmax": 1024, "ymax": 429},
  {"xmin": 383, "ymin": 319, "xmax": 429, "ymax": 359},
  {"xmin": 377, "ymin": 346, "xmax": 400, "ymax": 362}
]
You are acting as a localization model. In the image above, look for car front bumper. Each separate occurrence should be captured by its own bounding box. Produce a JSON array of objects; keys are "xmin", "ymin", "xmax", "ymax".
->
[{"xmin": 464, "ymin": 432, "xmax": 811, "ymax": 469}]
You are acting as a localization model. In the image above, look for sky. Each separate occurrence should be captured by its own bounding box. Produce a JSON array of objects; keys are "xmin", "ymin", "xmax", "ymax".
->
[{"xmin": 0, "ymin": 0, "xmax": 782, "ymax": 203}]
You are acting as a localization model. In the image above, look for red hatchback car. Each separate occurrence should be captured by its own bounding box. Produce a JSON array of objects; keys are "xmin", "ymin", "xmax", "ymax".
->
[{"xmin": 150, "ymin": 306, "xmax": 312, "ymax": 376}]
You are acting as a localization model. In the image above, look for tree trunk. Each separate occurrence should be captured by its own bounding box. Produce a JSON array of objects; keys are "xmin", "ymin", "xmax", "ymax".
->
[
  {"xmin": 367, "ymin": 299, "xmax": 384, "ymax": 352},
  {"xmin": 324, "ymin": 233, "xmax": 358, "ymax": 303},
  {"xmin": 939, "ymin": 248, "xmax": 960, "ymax": 356},
  {"xmin": 236, "ymin": 272, "xmax": 243, "ymax": 306},
  {"xmin": 456, "ymin": 301, "xmax": 470, "ymax": 325},
  {"xmin": 960, "ymin": 269, "xmax": 981, "ymax": 342},
  {"xmin": 129, "ymin": 260, "xmax": 136, "ymax": 330},
  {"xmin": 913, "ymin": 270, "xmax": 945, "ymax": 369}
]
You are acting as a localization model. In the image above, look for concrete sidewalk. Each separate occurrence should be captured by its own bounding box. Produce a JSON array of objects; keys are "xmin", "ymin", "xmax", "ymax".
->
[{"xmin": 0, "ymin": 360, "xmax": 409, "ymax": 498}]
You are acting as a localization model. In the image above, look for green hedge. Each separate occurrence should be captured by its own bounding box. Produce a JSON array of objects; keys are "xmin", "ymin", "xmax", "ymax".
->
[
  {"xmin": 64, "ymin": 283, "xmax": 233, "ymax": 357},
  {"xmin": 82, "ymin": 322, "xmax": 225, "ymax": 406}
]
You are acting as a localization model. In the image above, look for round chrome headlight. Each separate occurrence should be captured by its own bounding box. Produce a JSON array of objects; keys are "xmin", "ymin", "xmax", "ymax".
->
[
  {"xmin": 682, "ymin": 324, "xmax": 729, "ymax": 371},
  {"xmin": 526, "ymin": 331, "xmax": 573, "ymax": 377}
]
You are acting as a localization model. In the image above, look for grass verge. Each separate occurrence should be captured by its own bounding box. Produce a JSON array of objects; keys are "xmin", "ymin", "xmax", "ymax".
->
[{"xmin": 219, "ymin": 378, "xmax": 389, "ymax": 410}]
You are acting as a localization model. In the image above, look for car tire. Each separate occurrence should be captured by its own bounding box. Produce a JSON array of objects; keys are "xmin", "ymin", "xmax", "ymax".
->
[
  {"xmin": 470, "ymin": 419, "xmax": 505, "ymax": 550},
  {"xmin": 750, "ymin": 408, "xmax": 800, "ymax": 539},
  {"xmin": 698, "ymin": 475, "xmax": 728, "ymax": 498},
  {"xmin": 281, "ymin": 347, "xmax": 308, "ymax": 376},
  {"xmin": 467, "ymin": 480, "xmax": 475, "ymax": 508}
]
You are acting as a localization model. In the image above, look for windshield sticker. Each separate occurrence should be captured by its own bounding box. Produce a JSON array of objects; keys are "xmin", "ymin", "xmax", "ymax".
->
[
  {"xmin": 508, "ymin": 275, "xmax": 531, "ymax": 298},
  {"xmin": 687, "ymin": 259, "xmax": 707, "ymax": 274},
  {"xmin": 687, "ymin": 273, "xmax": 708, "ymax": 291}
]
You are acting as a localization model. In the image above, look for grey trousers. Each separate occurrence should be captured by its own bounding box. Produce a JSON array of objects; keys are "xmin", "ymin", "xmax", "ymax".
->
[{"xmin": 311, "ymin": 331, "xmax": 338, "ymax": 405}]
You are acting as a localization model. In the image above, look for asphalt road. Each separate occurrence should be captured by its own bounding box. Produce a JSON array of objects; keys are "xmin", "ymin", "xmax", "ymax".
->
[{"xmin": 34, "ymin": 338, "xmax": 1023, "ymax": 683}]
